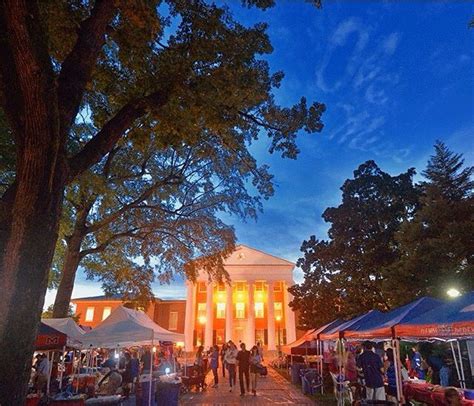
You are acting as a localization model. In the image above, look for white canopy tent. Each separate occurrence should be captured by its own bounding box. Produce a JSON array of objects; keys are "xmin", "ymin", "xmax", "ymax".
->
[
  {"xmin": 81, "ymin": 305, "xmax": 184, "ymax": 348},
  {"xmin": 41, "ymin": 317, "xmax": 85, "ymax": 347}
]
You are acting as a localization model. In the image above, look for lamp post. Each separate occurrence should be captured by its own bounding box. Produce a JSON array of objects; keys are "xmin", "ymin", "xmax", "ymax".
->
[
  {"xmin": 199, "ymin": 316, "xmax": 206, "ymax": 346},
  {"xmin": 276, "ymin": 315, "xmax": 282, "ymax": 355}
]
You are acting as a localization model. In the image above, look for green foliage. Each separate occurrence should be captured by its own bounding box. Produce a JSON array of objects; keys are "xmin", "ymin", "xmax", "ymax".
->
[
  {"xmin": 390, "ymin": 141, "xmax": 473, "ymax": 298},
  {"xmin": 290, "ymin": 143, "xmax": 473, "ymax": 330},
  {"xmin": 41, "ymin": 304, "xmax": 79, "ymax": 322},
  {"xmin": 289, "ymin": 161, "xmax": 420, "ymax": 329},
  {"xmin": 20, "ymin": 0, "xmax": 325, "ymax": 305}
]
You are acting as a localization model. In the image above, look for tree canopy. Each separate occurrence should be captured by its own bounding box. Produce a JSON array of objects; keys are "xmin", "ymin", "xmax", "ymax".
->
[
  {"xmin": 289, "ymin": 160, "xmax": 420, "ymax": 328},
  {"xmin": 390, "ymin": 141, "xmax": 474, "ymax": 298},
  {"xmin": 290, "ymin": 144, "xmax": 473, "ymax": 329},
  {"xmin": 0, "ymin": 1, "xmax": 325, "ymax": 403}
]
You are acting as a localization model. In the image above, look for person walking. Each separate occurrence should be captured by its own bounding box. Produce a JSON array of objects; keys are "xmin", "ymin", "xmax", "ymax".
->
[
  {"xmin": 236, "ymin": 343, "xmax": 251, "ymax": 397},
  {"xmin": 210, "ymin": 345, "xmax": 220, "ymax": 388},
  {"xmin": 220, "ymin": 343, "xmax": 227, "ymax": 378},
  {"xmin": 356, "ymin": 341, "xmax": 386, "ymax": 401},
  {"xmin": 256, "ymin": 341, "xmax": 264, "ymax": 362},
  {"xmin": 195, "ymin": 345, "xmax": 206, "ymax": 391},
  {"xmin": 249, "ymin": 345, "xmax": 262, "ymax": 396},
  {"xmin": 224, "ymin": 341, "xmax": 238, "ymax": 392}
]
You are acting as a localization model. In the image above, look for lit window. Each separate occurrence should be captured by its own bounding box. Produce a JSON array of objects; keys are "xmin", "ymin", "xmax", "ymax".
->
[
  {"xmin": 85, "ymin": 307, "xmax": 95, "ymax": 322},
  {"xmin": 198, "ymin": 282, "xmax": 207, "ymax": 292},
  {"xmin": 197, "ymin": 303, "xmax": 206, "ymax": 319},
  {"xmin": 255, "ymin": 302, "xmax": 264, "ymax": 318},
  {"xmin": 169, "ymin": 312, "xmax": 178, "ymax": 330},
  {"xmin": 216, "ymin": 303, "xmax": 226, "ymax": 319},
  {"xmin": 102, "ymin": 307, "xmax": 111, "ymax": 320},
  {"xmin": 255, "ymin": 282, "xmax": 264, "ymax": 291},
  {"xmin": 236, "ymin": 282, "xmax": 245, "ymax": 292},
  {"xmin": 273, "ymin": 281, "xmax": 282, "ymax": 291},
  {"xmin": 236, "ymin": 302, "xmax": 245, "ymax": 319},
  {"xmin": 217, "ymin": 283, "xmax": 225, "ymax": 291},
  {"xmin": 275, "ymin": 302, "xmax": 283, "ymax": 319}
]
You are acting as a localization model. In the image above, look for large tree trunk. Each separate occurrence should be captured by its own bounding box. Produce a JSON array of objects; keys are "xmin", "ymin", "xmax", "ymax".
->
[
  {"xmin": 52, "ymin": 207, "xmax": 90, "ymax": 318},
  {"xmin": 0, "ymin": 3, "xmax": 65, "ymax": 403},
  {"xmin": 0, "ymin": 159, "xmax": 66, "ymax": 405}
]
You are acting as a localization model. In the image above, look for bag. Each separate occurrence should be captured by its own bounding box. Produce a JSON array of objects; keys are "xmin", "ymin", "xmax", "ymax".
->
[{"xmin": 258, "ymin": 366, "xmax": 268, "ymax": 376}]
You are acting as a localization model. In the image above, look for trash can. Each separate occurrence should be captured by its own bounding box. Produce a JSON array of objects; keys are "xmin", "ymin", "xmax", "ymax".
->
[
  {"xmin": 138, "ymin": 376, "xmax": 156, "ymax": 406},
  {"xmin": 290, "ymin": 363, "xmax": 305, "ymax": 385},
  {"xmin": 156, "ymin": 381, "xmax": 181, "ymax": 406}
]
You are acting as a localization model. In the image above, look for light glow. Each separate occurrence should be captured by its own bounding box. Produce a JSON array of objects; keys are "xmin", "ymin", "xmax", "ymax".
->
[
  {"xmin": 276, "ymin": 315, "xmax": 282, "ymax": 322},
  {"xmin": 152, "ymin": 346, "xmax": 157, "ymax": 353},
  {"xmin": 447, "ymin": 288, "xmax": 461, "ymax": 298},
  {"xmin": 176, "ymin": 341, "xmax": 184, "ymax": 348},
  {"xmin": 199, "ymin": 315, "xmax": 207, "ymax": 324}
]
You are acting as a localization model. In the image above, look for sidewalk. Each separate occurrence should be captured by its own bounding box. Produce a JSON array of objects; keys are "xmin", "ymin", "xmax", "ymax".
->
[{"xmin": 179, "ymin": 366, "xmax": 315, "ymax": 405}]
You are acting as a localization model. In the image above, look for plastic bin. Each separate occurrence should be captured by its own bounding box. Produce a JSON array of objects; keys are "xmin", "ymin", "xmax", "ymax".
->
[
  {"xmin": 156, "ymin": 381, "xmax": 180, "ymax": 406},
  {"xmin": 290, "ymin": 363, "xmax": 305, "ymax": 385},
  {"xmin": 139, "ymin": 380, "xmax": 156, "ymax": 406}
]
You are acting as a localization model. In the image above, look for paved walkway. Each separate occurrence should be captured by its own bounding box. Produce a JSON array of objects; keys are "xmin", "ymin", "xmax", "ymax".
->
[{"xmin": 179, "ymin": 366, "xmax": 314, "ymax": 405}]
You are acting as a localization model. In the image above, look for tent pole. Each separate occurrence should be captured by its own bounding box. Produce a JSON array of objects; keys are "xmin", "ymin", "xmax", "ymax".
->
[
  {"xmin": 149, "ymin": 339, "xmax": 154, "ymax": 406},
  {"xmin": 59, "ymin": 345, "xmax": 66, "ymax": 391},
  {"xmin": 450, "ymin": 341, "xmax": 462, "ymax": 386},
  {"xmin": 456, "ymin": 340, "xmax": 466, "ymax": 389},
  {"xmin": 46, "ymin": 351, "xmax": 52, "ymax": 396},
  {"xmin": 392, "ymin": 338, "xmax": 404, "ymax": 405},
  {"xmin": 318, "ymin": 339, "xmax": 324, "ymax": 395}
]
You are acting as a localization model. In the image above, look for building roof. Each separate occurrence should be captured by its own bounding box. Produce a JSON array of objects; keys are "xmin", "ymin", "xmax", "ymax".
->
[
  {"xmin": 72, "ymin": 295, "xmax": 185, "ymax": 303},
  {"xmin": 223, "ymin": 244, "xmax": 295, "ymax": 267}
]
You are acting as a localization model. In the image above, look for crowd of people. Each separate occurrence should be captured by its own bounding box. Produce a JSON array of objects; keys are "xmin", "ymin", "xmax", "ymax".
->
[
  {"xmin": 328, "ymin": 340, "xmax": 464, "ymax": 404},
  {"xmin": 194, "ymin": 340, "xmax": 265, "ymax": 397}
]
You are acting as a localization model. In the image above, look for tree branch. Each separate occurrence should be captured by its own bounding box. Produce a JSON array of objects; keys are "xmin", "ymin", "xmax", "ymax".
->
[
  {"xmin": 67, "ymin": 89, "xmax": 171, "ymax": 182},
  {"xmin": 57, "ymin": 0, "xmax": 117, "ymax": 136}
]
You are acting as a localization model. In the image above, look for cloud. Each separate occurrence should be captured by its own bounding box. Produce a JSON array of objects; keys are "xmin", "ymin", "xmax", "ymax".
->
[
  {"xmin": 315, "ymin": 18, "xmax": 370, "ymax": 93},
  {"xmin": 382, "ymin": 32, "xmax": 400, "ymax": 55},
  {"xmin": 314, "ymin": 19, "xmax": 408, "ymax": 161}
]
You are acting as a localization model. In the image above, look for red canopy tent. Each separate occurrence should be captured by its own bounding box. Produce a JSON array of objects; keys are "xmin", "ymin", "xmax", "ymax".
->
[{"xmin": 35, "ymin": 322, "xmax": 67, "ymax": 351}]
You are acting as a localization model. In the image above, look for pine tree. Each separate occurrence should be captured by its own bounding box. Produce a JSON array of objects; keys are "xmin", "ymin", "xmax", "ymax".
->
[{"xmin": 393, "ymin": 141, "xmax": 474, "ymax": 298}]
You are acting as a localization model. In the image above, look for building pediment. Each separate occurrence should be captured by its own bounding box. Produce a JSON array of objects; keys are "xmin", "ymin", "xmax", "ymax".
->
[{"xmin": 223, "ymin": 244, "xmax": 295, "ymax": 267}]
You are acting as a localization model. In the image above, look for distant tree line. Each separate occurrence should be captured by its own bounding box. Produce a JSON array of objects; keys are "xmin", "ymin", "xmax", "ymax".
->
[{"xmin": 289, "ymin": 141, "xmax": 473, "ymax": 329}]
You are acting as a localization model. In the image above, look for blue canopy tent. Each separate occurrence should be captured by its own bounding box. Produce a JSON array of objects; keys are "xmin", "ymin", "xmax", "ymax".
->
[
  {"xmin": 282, "ymin": 319, "xmax": 344, "ymax": 355},
  {"xmin": 343, "ymin": 297, "xmax": 444, "ymax": 340},
  {"xmin": 396, "ymin": 292, "xmax": 474, "ymax": 340},
  {"xmin": 397, "ymin": 292, "xmax": 474, "ymax": 390},
  {"xmin": 319, "ymin": 310, "xmax": 383, "ymax": 341}
]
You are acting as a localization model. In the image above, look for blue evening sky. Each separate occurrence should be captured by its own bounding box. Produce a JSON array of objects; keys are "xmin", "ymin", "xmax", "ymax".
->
[{"xmin": 44, "ymin": 1, "xmax": 473, "ymax": 308}]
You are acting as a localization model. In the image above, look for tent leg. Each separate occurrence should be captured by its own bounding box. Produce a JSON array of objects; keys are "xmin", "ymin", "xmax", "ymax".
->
[
  {"xmin": 46, "ymin": 351, "xmax": 52, "ymax": 396},
  {"xmin": 450, "ymin": 341, "xmax": 462, "ymax": 387},
  {"xmin": 149, "ymin": 341, "xmax": 154, "ymax": 406},
  {"xmin": 59, "ymin": 346, "xmax": 66, "ymax": 391},
  {"xmin": 456, "ymin": 340, "xmax": 466, "ymax": 389},
  {"xmin": 392, "ymin": 339, "xmax": 404, "ymax": 405}
]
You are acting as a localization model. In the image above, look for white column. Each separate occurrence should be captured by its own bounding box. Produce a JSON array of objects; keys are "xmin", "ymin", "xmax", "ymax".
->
[
  {"xmin": 225, "ymin": 283, "xmax": 233, "ymax": 342},
  {"xmin": 246, "ymin": 282, "xmax": 255, "ymax": 346},
  {"xmin": 284, "ymin": 281, "xmax": 296, "ymax": 344},
  {"xmin": 267, "ymin": 281, "xmax": 276, "ymax": 351},
  {"xmin": 205, "ymin": 282, "xmax": 214, "ymax": 348},
  {"xmin": 184, "ymin": 281, "xmax": 196, "ymax": 352}
]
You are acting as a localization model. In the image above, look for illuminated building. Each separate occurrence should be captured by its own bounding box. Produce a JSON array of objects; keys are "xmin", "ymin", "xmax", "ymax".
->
[{"xmin": 184, "ymin": 245, "xmax": 297, "ymax": 351}]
